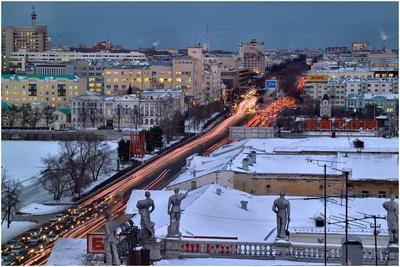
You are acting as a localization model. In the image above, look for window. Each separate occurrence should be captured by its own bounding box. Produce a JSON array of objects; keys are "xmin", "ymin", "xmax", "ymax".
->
[
  {"xmin": 57, "ymin": 84, "xmax": 66, "ymax": 96},
  {"xmin": 378, "ymin": 191, "xmax": 386, "ymax": 198},
  {"xmin": 28, "ymin": 84, "xmax": 37, "ymax": 96},
  {"xmin": 361, "ymin": 191, "xmax": 369, "ymax": 198}
]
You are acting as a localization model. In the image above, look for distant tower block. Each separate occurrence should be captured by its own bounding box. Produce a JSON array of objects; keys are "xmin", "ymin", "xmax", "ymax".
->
[
  {"xmin": 320, "ymin": 94, "xmax": 332, "ymax": 118},
  {"xmin": 31, "ymin": 5, "xmax": 37, "ymax": 27}
]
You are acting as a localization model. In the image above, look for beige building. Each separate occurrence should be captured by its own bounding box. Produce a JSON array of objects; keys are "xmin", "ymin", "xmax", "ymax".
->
[
  {"xmin": 238, "ymin": 39, "xmax": 266, "ymax": 74},
  {"xmin": 167, "ymin": 137, "xmax": 398, "ymax": 198},
  {"xmin": 2, "ymin": 7, "xmax": 50, "ymax": 72},
  {"xmin": 1, "ymin": 74, "xmax": 86, "ymax": 108}
]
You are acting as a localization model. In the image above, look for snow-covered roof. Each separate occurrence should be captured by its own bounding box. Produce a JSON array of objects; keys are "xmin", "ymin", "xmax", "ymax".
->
[
  {"xmin": 47, "ymin": 238, "xmax": 86, "ymax": 266},
  {"xmin": 169, "ymin": 137, "xmax": 398, "ymax": 186},
  {"xmin": 125, "ymin": 184, "xmax": 392, "ymax": 242}
]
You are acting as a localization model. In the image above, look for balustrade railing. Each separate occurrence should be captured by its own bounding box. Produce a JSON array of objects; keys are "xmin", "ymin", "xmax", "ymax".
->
[{"xmin": 163, "ymin": 238, "xmax": 391, "ymax": 265}]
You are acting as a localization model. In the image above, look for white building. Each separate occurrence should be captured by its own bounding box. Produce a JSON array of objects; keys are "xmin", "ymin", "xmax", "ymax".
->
[{"xmin": 71, "ymin": 89, "xmax": 184, "ymax": 130}]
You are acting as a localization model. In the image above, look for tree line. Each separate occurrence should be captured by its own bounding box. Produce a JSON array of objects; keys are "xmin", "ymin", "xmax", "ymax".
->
[{"xmin": 2, "ymin": 104, "xmax": 57, "ymax": 129}]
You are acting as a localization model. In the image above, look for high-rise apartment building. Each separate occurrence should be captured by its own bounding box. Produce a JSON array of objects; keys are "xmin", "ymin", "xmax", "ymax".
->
[
  {"xmin": 238, "ymin": 39, "xmax": 266, "ymax": 75},
  {"xmin": 2, "ymin": 6, "xmax": 50, "ymax": 72}
]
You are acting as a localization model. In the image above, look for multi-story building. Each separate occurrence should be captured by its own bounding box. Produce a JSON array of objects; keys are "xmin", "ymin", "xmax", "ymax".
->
[
  {"xmin": 2, "ymin": 7, "xmax": 50, "ymax": 72},
  {"xmin": 352, "ymin": 41, "xmax": 371, "ymax": 52},
  {"xmin": 368, "ymin": 52, "xmax": 399, "ymax": 78},
  {"xmin": 1, "ymin": 74, "xmax": 86, "ymax": 108},
  {"xmin": 347, "ymin": 93, "xmax": 399, "ymax": 113},
  {"xmin": 32, "ymin": 63, "xmax": 74, "ymax": 76},
  {"xmin": 71, "ymin": 89, "xmax": 184, "ymax": 129},
  {"xmin": 7, "ymin": 50, "xmax": 147, "ymax": 73},
  {"xmin": 308, "ymin": 67, "xmax": 374, "ymax": 79},
  {"xmin": 325, "ymin": 47, "xmax": 348, "ymax": 53},
  {"xmin": 305, "ymin": 77, "xmax": 399, "ymax": 107},
  {"xmin": 71, "ymin": 60, "xmax": 116, "ymax": 94},
  {"xmin": 238, "ymin": 39, "xmax": 266, "ymax": 74}
]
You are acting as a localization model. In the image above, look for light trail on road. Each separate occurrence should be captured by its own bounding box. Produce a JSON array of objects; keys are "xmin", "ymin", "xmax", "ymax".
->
[
  {"xmin": 24, "ymin": 93, "xmax": 258, "ymax": 266},
  {"xmin": 245, "ymin": 97, "xmax": 296, "ymax": 127}
]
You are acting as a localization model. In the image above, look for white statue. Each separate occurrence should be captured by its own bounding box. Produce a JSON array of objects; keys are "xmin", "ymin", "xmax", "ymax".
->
[{"xmin": 104, "ymin": 211, "xmax": 120, "ymax": 265}]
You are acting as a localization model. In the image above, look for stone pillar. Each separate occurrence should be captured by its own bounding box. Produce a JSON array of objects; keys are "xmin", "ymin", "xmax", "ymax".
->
[
  {"xmin": 273, "ymin": 240, "xmax": 291, "ymax": 260},
  {"xmin": 142, "ymin": 240, "xmax": 162, "ymax": 261},
  {"xmin": 387, "ymin": 244, "xmax": 399, "ymax": 266},
  {"xmin": 163, "ymin": 238, "xmax": 182, "ymax": 259}
]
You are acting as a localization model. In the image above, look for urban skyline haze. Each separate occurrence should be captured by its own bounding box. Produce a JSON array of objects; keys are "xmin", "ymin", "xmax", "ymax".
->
[{"xmin": 2, "ymin": 1, "xmax": 399, "ymax": 51}]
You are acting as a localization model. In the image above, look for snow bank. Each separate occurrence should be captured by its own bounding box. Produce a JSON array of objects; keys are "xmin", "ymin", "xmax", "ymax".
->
[
  {"xmin": 19, "ymin": 203, "xmax": 69, "ymax": 215},
  {"xmin": 1, "ymin": 221, "xmax": 37, "ymax": 244},
  {"xmin": 47, "ymin": 238, "xmax": 87, "ymax": 266}
]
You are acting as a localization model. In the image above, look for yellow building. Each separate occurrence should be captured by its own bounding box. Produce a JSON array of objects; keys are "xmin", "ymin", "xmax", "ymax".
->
[{"xmin": 1, "ymin": 74, "xmax": 86, "ymax": 108}]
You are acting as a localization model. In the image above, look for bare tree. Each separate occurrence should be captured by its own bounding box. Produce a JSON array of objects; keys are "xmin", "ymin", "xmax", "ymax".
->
[
  {"xmin": 43, "ymin": 106, "xmax": 56, "ymax": 128},
  {"xmin": 30, "ymin": 106, "xmax": 42, "ymax": 128},
  {"xmin": 87, "ymin": 141, "xmax": 112, "ymax": 181},
  {"xmin": 1, "ymin": 169, "xmax": 21, "ymax": 228},
  {"xmin": 39, "ymin": 155, "xmax": 70, "ymax": 201},
  {"xmin": 61, "ymin": 141, "xmax": 92, "ymax": 198},
  {"xmin": 21, "ymin": 104, "xmax": 32, "ymax": 128}
]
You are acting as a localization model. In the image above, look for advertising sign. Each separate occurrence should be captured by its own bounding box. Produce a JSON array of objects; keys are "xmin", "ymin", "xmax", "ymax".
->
[
  {"xmin": 306, "ymin": 74, "xmax": 329, "ymax": 82},
  {"xmin": 87, "ymin": 233, "xmax": 105, "ymax": 254}
]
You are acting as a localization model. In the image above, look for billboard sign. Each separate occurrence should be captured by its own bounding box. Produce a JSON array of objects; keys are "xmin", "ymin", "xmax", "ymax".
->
[
  {"xmin": 265, "ymin": 80, "xmax": 277, "ymax": 89},
  {"xmin": 87, "ymin": 233, "xmax": 105, "ymax": 254},
  {"xmin": 306, "ymin": 74, "xmax": 329, "ymax": 82}
]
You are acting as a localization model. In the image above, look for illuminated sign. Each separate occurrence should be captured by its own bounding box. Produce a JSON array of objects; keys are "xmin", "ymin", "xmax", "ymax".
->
[
  {"xmin": 87, "ymin": 233, "xmax": 105, "ymax": 254},
  {"xmin": 306, "ymin": 74, "xmax": 329, "ymax": 82},
  {"xmin": 265, "ymin": 80, "xmax": 277, "ymax": 89}
]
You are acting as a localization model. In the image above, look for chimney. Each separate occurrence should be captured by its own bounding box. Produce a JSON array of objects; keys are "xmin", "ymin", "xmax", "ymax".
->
[
  {"xmin": 192, "ymin": 169, "xmax": 196, "ymax": 177},
  {"xmin": 216, "ymin": 188, "xmax": 222, "ymax": 196},
  {"xmin": 242, "ymin": 157, "xmax": 249, "ymax": 171},
  {"xmin": 250, "ymin": 150, "xmax": 257, "ymax": 164},
  {"xmin": 240, "ymin": 201, "xmax": 248, "ymax": 210}
]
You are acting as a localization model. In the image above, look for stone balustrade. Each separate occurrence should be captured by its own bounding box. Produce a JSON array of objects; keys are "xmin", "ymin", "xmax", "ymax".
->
[{"xmin": 162, "ymin": 237, "xmax": 393, "ymax": 265}]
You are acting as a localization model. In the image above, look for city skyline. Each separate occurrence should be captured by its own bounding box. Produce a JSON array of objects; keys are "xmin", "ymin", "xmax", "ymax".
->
[{"xmin": 2, "ymin": 1, "xmax": 398, "ymax": 51}]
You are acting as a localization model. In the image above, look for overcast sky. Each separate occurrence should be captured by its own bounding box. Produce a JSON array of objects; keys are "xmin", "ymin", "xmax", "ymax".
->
[{"xmin": 2, "ymin": 1, "xmax": 398, "ymax": 51}]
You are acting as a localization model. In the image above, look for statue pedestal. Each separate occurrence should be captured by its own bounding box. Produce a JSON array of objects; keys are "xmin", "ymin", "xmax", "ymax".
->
[
  {"xmin": 167, "ymin": 220, "xmax": 180, "ymax": 237},
  {"xmin": 143, "ymin": 240, "xmax": 162, "ymax": 261},
  {"xmin": 387, "ymin": 243, "xmax": 399, "ymax": 266},
  {"xmin": 273, "ymin": 239, "xmax": 291, "ymax": 260},
  {"xmin": 163, "ymin": 237, "xmax": 182, "ymax": 259}
]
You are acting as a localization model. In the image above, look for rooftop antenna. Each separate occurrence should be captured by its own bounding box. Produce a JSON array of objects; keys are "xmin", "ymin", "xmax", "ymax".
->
[
  {"xmin": 206, "ymin": 24, "xmax": 209, "ymax": 53},
  {"xmin": 31, "ymin": 5, "xmax": 37, "ymax": 27}
]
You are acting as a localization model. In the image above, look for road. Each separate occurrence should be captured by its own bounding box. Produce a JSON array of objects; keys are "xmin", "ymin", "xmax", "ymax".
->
[{"xmin": 19, "ymin": 92, "xmax": 258, "ymax": 265}]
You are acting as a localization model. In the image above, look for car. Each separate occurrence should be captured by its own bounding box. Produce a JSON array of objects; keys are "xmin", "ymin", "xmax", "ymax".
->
[
  {"xmin": 20, "ymin": 233, "xmax": 31, "ymax": 244},
  {"xmin": 10, "ymin": 244, "xmax": 25, "ymax": 255},
  {"xmin": 1, "ymin": 255, "xmax": 17, "ymax": 266},
  {"xmin": 45, "ymin": 234, "xmax": 58, "ymax": 243},
  {"xmin": 29, "ymin": 235, "xmax": 40, "ymax": 245},
  {"xmin": 5, "ymin": 240, "xmax": 18, "ymax": 250},
  {"xmin": 15, "ymin": 250, "xmax": 27, "ymax": 264},
  {"xmin": 41, "ymin": 222, "xmax": 52, "ymax": 230},
  {"xmin": 29, "ymin": 227, "xmax": 41, "ymax": 236}
]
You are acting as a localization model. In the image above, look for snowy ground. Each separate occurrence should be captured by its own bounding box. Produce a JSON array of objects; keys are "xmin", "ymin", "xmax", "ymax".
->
[
  {"xmin": 1, "ymin": 140, "xmax": 119, "ymax": 209},
  {"xmin": 19, "ymin": 203, "xmax": 69, "ymax": 216},
  {"xmin": 1, "ymin": 221, "xmax": 38, "ymax": 244},
  {"xmin": 47, "ymin": 238, "xmax": 87, "ymax": 266}
]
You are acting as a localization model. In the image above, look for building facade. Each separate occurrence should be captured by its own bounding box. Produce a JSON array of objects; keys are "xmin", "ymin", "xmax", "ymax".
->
[
  {"xmin": 71, "ymin": 89, "xmax": 184, "ymax": 130},
  {"xmin": 238, "ymin": 39, "xmax": 266, "ymax": 74},
  {"xmin": 1, "ymin": 74, "xmax": 86, "ymax": 108}
]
